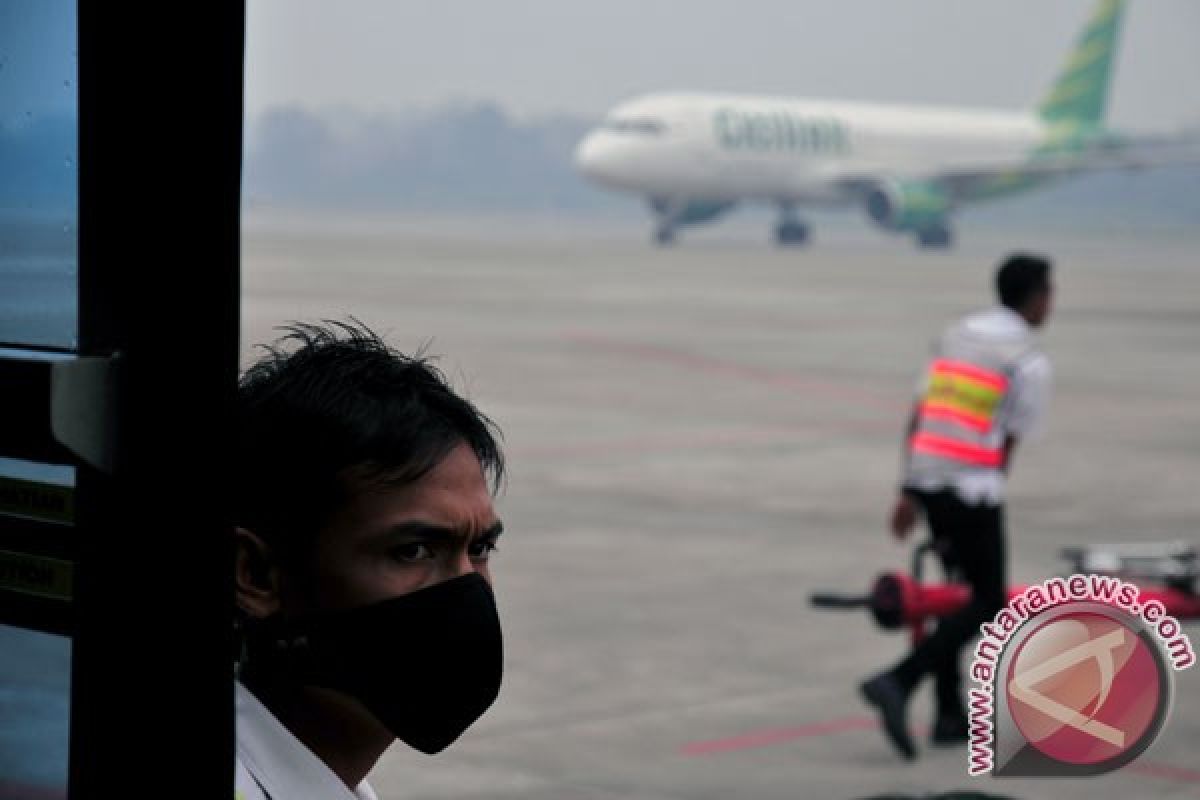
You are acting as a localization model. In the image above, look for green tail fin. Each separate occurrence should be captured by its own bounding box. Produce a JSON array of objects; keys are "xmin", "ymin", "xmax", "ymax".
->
[{"xmin": 1037, "ymin": 0, "xmax": 1125, "ymax": 125}]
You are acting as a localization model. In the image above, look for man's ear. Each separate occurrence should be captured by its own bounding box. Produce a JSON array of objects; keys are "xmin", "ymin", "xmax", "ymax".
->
[{"xmin": 235, "ymin": 527, "xmax": 281, "ymax": 620}]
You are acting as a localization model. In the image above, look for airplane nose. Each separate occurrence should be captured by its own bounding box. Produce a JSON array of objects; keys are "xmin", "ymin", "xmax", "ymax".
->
[
  {"xmin": 575, "ymin": 130, "xmax": 646, "ymax": 190},
  {"xmin": 574, "ymin": 132, "xmax": 612, "ymax": 182}
]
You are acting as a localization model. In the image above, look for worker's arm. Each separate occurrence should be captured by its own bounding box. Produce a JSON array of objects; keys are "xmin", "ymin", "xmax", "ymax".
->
[
  {"xmin": 890, "ymin": 404, "xmax": 921, "ymax": 539},
  {"xmin": 1004, "ymin": 353, "xmax": 1051, "ymax": 466},
  {"xmin": 1003, "ymin": 434, "xmax": 1019, "ymax": 473}
]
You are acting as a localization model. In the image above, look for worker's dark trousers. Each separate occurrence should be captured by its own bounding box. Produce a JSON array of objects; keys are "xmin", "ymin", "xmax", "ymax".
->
[{"xmin": 889, "ymin": 488, "xmax": 1007, "ymax": 718}]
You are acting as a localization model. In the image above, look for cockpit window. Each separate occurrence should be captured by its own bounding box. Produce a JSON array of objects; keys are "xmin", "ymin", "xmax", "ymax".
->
[{"xmin": 601, "ymin": 117, "xmax": 666, "ymax": 136}]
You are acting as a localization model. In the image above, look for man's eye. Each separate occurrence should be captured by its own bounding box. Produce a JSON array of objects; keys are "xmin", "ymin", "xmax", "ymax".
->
[
  {"xmin": 469, "ymin": 540, "xmax": 499, "ymax": 560},
  {"xmin": 391, "ymin": 543, "xmax": 434, "ymax": 562}
]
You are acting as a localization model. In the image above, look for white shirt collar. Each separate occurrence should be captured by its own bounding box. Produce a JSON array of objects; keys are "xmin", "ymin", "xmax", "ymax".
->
[
  {"xmin": 962, "ymin": 305, "xmax": 1032, "ymax": 338},
  {"xmin": 236, "ymin": 681, "xmax": 379, "ymax": 800}
]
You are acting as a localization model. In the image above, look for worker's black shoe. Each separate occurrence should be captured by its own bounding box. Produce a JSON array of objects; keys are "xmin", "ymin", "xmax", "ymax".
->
[
  {"xmin": 859, "ymin": 673, "xmax": 916, "ymax": 761},
  {"xmin": 930, "ymin": 713, "xmax": 970, "ymax": 746}
]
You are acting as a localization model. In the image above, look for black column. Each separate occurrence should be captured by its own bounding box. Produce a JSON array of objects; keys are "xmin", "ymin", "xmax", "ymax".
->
[{"xmin": 73, "ymin": 3, "xmax": 243, "ymax": 797}]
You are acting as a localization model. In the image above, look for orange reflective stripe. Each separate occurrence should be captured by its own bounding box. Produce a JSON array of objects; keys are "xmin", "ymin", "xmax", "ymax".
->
[
  {"xmin": 910, "ymin": 431, "xmax": 1003, "ymax": 467},
  {"xmin": 929, "ymin": 359, "xmax": 1008, "ymax": 392},
  {"xmin": 919, "ymin": 400, "xmax": 991, "ymax": 433}
]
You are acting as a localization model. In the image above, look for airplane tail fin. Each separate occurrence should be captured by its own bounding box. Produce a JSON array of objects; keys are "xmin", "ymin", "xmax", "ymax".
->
[{"xmin": 1037, "ymin": 0, "xmax": 1125, "ymax": 125}]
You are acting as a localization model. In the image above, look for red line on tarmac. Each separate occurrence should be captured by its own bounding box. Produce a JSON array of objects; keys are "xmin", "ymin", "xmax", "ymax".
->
[
  {"xmin": 566, "ymin": 333, "xmax": 898, "ymax": 411},
  {"xmin": 681, "ymin": 718, "xmax": 1200, "ymax": 788},
  {"xmin": 1127, "ymin": 759, "xmax": 1200, "ymax": 785},
  {"xmin": 518, "ymin": 429, "xmax": 799, "ymax": 459},
  {"xmin": 515, "ymin": 422, "xmax": 894, "ymax": 460},
  {"xmin": 680, "ymin": 715, "xmax": 879, "ymax": 757}
]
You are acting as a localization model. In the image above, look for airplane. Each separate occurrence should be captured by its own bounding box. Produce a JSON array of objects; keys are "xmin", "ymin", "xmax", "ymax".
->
[{"xmin": 574, "ymin": 0, "xmax": 1192, "ymax": 248}]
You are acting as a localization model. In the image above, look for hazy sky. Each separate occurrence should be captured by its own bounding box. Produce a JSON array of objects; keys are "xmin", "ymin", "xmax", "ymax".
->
[{"xmin": 245, "ymin": 0, "xmax": 1200, "ymax": 130}]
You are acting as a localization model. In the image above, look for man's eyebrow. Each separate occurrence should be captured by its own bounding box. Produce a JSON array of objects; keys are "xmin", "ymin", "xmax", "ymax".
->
[
  {"xmin": 379, "ymin": 521, "xmax": 460, "ymax": 542},
  {"xmin": 379, "ymin": 520, "xmax": 504, "ymax": 541}
]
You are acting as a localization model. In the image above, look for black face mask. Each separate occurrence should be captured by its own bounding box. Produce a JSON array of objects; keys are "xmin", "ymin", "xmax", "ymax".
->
[{"xmin": 245, "ymin": 572, "xmax": 503, "ymax": 754}]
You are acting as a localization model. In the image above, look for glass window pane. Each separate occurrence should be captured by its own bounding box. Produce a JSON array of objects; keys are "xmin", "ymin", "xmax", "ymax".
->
[
  {"xmin": 0, "ymin": 625, "xmax": 70, "ymax": 799},
  {"xmin": 0, "ymin": 456, "xmax": 73, "ymax": 800},
  {"xmin": 0, "ymin": 0, "xmax": 78, "ymax": 351},
  {"xmin": 0, "ymin": 454, "xmax": 75, "ymax": 523},
  {"xmin": 0, "ymin": 0, "xmax": 79, "ymax": 770}
]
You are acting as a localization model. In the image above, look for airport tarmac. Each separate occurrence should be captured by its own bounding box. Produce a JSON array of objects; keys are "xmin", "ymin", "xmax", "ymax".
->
[{"xmin": 242, "ymin": 212, "xmax": 1200, "ymax": 800}]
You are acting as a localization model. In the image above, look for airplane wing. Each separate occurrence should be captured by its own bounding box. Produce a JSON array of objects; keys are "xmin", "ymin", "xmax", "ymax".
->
[
  {"xmin": 943, "ymin": 135, "xmax": 1200, "ymax": 196},
  {"xmin": 832, "ymin": 132, "xmax": 1200, "ymax": 202}
]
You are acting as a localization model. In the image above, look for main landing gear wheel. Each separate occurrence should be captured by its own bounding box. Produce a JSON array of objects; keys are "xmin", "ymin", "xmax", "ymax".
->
[
  {"xmin": 916, "ymin": 226, "xmax": 954, "ymax": 249},
  {"xmin": 654, "ymin": 226, "xmax": 677, "ymax": 246},
  {"xmin": 774, "ymin": 220, "xmax": 810, "ymax": 246}
]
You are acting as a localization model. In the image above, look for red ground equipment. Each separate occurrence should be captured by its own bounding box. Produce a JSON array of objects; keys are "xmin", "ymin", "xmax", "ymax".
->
[{"xmin": 811, "ymin": 541, "xmax": 1200, "ymax": 645}]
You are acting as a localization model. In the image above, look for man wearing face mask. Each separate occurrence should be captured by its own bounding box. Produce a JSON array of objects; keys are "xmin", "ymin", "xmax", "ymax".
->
[{"xmin": 233, "ymin": 321, "xmax": 506, "ymax": 800}]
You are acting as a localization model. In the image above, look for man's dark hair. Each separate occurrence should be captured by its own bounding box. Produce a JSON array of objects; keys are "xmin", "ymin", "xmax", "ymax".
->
[
  {"xmin": 235, "ymin": 320, "xmax": 504, "ymax": 555},
  {"xmin": 995, "ymin": 253, "xmax": 1051, "ymax": 311}
]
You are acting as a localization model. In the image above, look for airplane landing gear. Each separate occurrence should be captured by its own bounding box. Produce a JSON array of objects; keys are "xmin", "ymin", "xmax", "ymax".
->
[
  {"xmin": 915, "ymin": 225, "xmax": 954, "ymax": 249},
  {"xmin": 649, "ymin": 197, "xmax": 682, "ymax": 246},
  {"xmin": 775, "ymin": 204, "xmax": 810, "ymax": 246},
  {"xmin": 775, "ymin": 219, "xmax": 810, "ymax": 246}
]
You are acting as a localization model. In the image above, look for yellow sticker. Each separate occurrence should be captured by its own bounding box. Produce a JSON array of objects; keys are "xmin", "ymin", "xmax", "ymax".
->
[
  {"xmin": 0, "ymin": 549, "xmax": 74, "ymax": 601},
  {"xmin": 0, "ymin": 476, "xmax": 75, "ymax": 525}
]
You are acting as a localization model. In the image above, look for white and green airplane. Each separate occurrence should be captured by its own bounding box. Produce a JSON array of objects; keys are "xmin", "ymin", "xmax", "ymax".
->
[{"xmin": 575, "ymin": 0, "xmax": 1191, "ymax": 247}]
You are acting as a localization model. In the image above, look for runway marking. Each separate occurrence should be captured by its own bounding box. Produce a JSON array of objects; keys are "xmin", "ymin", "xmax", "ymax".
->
[
  {"xmin": 682, "ymin": 716, "xmax": 1200, "ymax": 787},
  {"xmin": 515, "ymin": 422, "xmax": 893, "ymax": 460},
  {"xmin": 680, "ymin": 715, "xmax": 879, "ymax": 756},
  {"xmin": 1127, "ymin": 760, "xmax": 1200, "ymax": 785},
  {"xmin": 566, "ymin": 333, "xmax": 899, "ymax": 411}
]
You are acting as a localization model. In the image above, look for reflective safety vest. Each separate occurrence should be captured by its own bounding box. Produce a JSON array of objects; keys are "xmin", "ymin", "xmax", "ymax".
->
[{"xmin": 906, "ymin": 317, "xmax": 1034, "ymax": 482}]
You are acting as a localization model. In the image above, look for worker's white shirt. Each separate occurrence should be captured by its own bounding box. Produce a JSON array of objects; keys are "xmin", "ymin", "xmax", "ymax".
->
[
  {"xmin": 906, "ymin": 306, "xmax": 1052, "ymax": 506},
  {"xmin": 235, "ymin": 681, "xmax": 379, "ymax": 800}
]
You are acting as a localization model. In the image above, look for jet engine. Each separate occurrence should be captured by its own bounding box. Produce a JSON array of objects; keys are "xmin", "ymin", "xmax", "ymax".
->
[{"xmin": 865, "ymin": 180, "xmax": 952, "ymax": 232}]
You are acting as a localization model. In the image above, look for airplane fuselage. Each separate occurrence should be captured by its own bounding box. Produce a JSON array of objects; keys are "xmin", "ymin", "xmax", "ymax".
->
[{"xmin": 576, "ymin": 92, "xmax": 1045, "ymax": 207}]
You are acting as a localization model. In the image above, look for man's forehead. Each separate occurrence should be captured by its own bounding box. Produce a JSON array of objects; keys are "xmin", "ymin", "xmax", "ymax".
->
[
  {"xmin": 345, "ymin": 442, "xmax": 490, "ymax": 489},
  {"xmin": 325, "ymin": 441, "xmax": 487, "ymax": 512},
  {"xmin": 341, "ymin": 467, "xmax": 495, "ymax": 531}
]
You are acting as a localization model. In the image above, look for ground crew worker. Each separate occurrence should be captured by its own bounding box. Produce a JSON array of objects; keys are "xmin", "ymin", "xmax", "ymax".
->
[
  {"xmin": 860, "ymin": 254, "xmax": 1054, "ymax": 760},
  {"xmin": 232, "ymin": 321, "xmax": 506, "ymax": 799}
]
